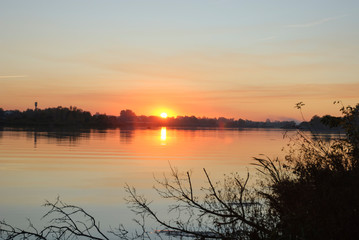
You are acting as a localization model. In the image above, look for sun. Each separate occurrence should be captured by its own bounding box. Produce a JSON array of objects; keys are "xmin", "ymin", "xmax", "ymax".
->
[{"xmin": 154, "ymin": 108, "xmax": 175, "ymax": 118}]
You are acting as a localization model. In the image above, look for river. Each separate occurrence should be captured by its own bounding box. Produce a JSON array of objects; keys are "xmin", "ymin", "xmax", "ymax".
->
[{"xmin": 0, "ymin": 127, "xmax": 295, "ymax": 235}]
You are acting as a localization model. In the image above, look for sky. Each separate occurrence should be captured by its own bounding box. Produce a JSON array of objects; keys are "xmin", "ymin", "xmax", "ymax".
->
[{"xmin": 1, "ymin": 0, "xmax": 359, "ymax": 121}]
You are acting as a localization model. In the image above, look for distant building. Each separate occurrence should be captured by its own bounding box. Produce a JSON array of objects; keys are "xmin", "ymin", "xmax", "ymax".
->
[{"xmin": 35, "ymin": 102, "xmax": 38, "ymax": 110}]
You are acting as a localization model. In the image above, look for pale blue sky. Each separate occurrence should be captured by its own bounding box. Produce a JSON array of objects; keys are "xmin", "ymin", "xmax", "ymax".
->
[{"xmin": 1, "ymin": 0, "xmax": 359, "ymax": 120}]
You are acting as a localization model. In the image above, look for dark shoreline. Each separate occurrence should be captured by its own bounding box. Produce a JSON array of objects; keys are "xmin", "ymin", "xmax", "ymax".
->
[{"xmin": 0, "ymin": 106, "xmax": 343, "ymax": 132}]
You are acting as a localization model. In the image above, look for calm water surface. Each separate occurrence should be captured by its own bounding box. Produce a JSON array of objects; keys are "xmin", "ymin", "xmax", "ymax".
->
[{"xmin": 0, "ymin": 128, "xmax": 293, "ymax": 231}]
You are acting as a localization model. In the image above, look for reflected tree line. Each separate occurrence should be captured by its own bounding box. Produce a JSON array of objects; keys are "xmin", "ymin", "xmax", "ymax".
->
[
  {"xmin": 0, "ymin": 106, "xmax": 313, "ymax": 129},
  {"xmin": 0, "ymin": 128, "xmax": 136, "ymax": 147}
]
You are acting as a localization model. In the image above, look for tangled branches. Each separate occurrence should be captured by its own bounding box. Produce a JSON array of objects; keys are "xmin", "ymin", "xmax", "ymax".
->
[
  {"xmin": 0, "ymin": 197, "xmax": 112, "ymax": 240},
  {"xmin": 125, "ymin": 166, "xmax": 277, "ymax": 239}
]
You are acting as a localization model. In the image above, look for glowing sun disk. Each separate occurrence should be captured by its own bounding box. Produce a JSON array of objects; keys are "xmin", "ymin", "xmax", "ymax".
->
[{"xmin": 161, "ymin": 112, "xmax": 168, "ymax": 118}]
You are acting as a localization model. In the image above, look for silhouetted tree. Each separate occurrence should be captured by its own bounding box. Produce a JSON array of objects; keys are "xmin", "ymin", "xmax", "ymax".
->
[
  {"xmin": 257, "ymin": 103, "xmax": 359, "ymax": 240},
  {"xmin": 119, "ymin": 110, "xmax": 137, "ymax": 124}
]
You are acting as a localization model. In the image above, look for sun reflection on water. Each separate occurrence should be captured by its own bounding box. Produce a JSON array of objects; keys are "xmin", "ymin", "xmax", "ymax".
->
[{"xmin": 160, "ymin": 127, "xmax": 167, "ymax": 143}]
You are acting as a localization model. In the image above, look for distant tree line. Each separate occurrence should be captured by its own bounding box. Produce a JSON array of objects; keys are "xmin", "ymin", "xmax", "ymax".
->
[
  {"xmin": 0, "ymin": 106, "xmax": 337, "ymax": 130},
  {"xmin": 0, "ymin": 106, "xmax": 116, "ymax": 128}
]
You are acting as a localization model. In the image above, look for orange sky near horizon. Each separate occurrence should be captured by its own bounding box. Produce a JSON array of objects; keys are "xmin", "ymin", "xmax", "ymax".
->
[
  {"xmin": 2, "ymin": 80, "xmax": 359, "ymax": 121},
  {"xmin": 1, "ymin": 1, "xmax": 359, "ymax": 121}
]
